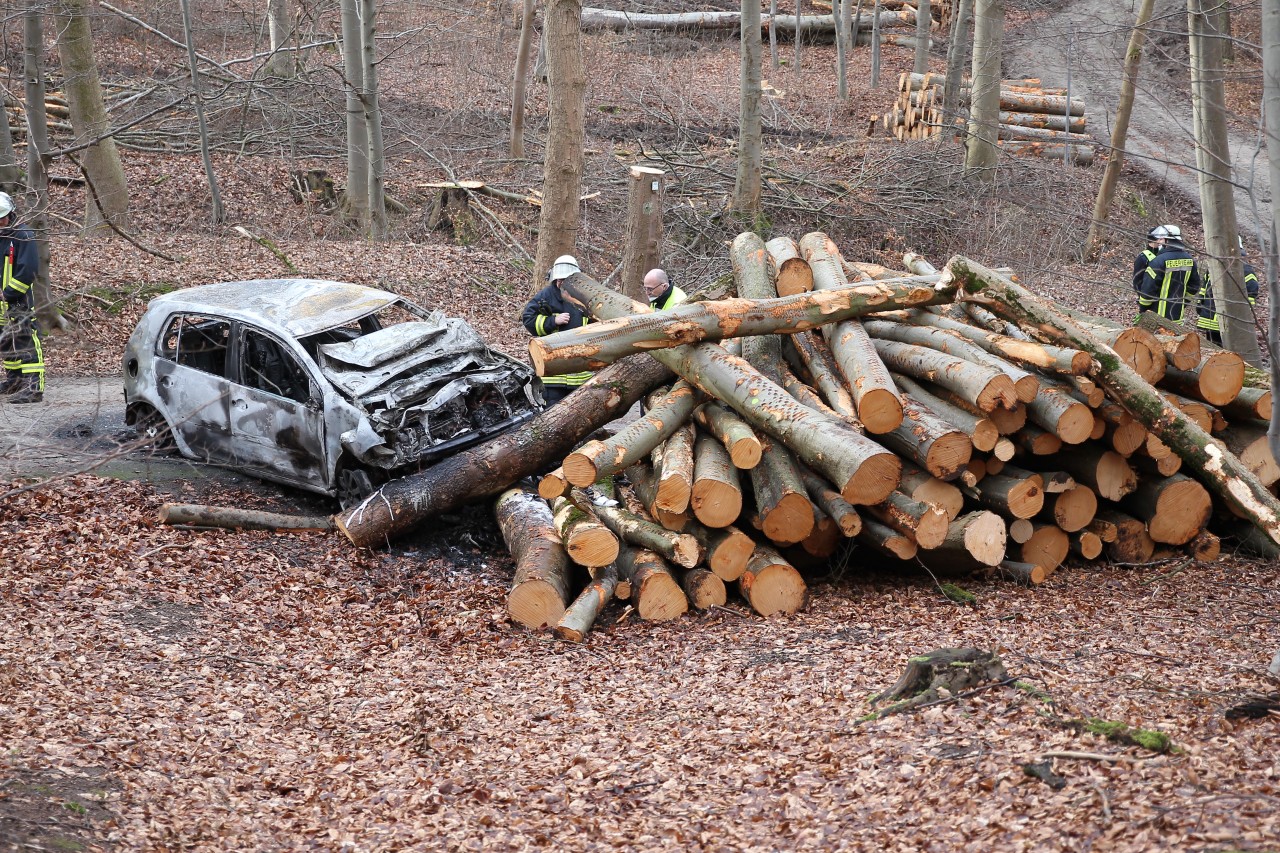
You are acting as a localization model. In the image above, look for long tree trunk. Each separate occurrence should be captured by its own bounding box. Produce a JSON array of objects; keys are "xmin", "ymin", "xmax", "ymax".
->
[
  {"xmin": 497, "ymin": 488, "xmax": 574, "ymax": 630},
  {"xmin": 24, "ymin": 0, "xmax": 55, "ymax": 332},
  {"xmin": 946, "ymin": 256, "xmax": 1280, "ymax": 545},
  {"xmin": 942, "ymin": 0, "xmax": 972, "ymax": 120},
  {"xmin": 178, "ymin": 0, "xmax": 224, "ymax": 224},
  {"xmin": 964, "ymin": 0, "xmax": 1002, "ymax": 175},
  {"xmin": 334, "ymin": 354, "xmax": 671, "ymax": 547},
  {"xmin": 1189, "ymin": 0, "xmax": 1260, "ymax": 365},
  {"xmin": 340, "ymin": 0, "xmax": 369, "ymax": 228},
  {"xmin": 56, "ymin": 0, "xmax": 130, "ymax": 232},
  {"xmin": 510, "ymin": 0, "xmax": 537, "ymax": 158},
  {"xmin": 265, "ymin": 0, "xmax": 295, "ymax": 77},
  {"xmin": 1264, "ymin": 0, "xmax": 1280, "ymax": 464},
  {"xmin": 361, "ymin": 0, "xmax": 387, "ymax": 238},
  {"xmin": 835, "ymin": 0, "xmax": 848, "ymax": 100},
  {"xmin": 913, "ymin": 0, "xmax": 931, "ymax": 74},
  {"xmin": 618, "ymin": 166, "xmax": 665, "ymax": 302},
  {"xmin": 534, "ymin": 0, "xmax": 587, "ymax": 284},
  {"xmin": 734, "ymin": 0, "xmax": 763, "ymax": 217},
  {"xmin": 1084, "ymin": 0, "xmax": 1155, "ymax": 259},
  {"xmin": 0, "ymin": 97, "xmax": 19, "ymax": 189}
]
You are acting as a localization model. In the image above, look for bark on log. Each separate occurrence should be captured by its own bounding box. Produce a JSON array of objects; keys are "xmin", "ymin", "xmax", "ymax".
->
[
  {"xmin": 1218, "ymin": 420, "xmax": 1280, "ymax": 487},
  {"xmin": 872, "ymin": 338, "xmax": 1017, "ymax": 412},
  {"xmin": 693, "ymin": 401, "xmax": 763, "ymax": 469},
  {"xmin": 1094, "ymin": 506, "xmax": 1155, "ymax": 563},
  {"xmin": 686, "ymin": 522, "xmax": 755, "ymax": 581},
  {"xmin": 576, "ymin": 486, "xmax": 703, "ymax": 568},
  {"xmin": 529, "ymin": 271, "xmax": 950, "ymax": 375},
  {"xmin": 1026, "ymin": 383, "xmax": 1095, "ymax": 444},
  {"xmin": 993, "ymin": 560, "xmax": 1047, "ymax": 586},
  {"xmin": 864, "ymin": 317, "xmax": 1039, "ymax": 403},
  {"xmin": 858, "ymin": 516, "xmax": 918, "ymax": 560},
  {"xmin": 1222, "ymin": 386, "xmax": 1272, "ymax": 422},
  {"xmin": 945, "ymin": 256, "xmax": 1280, "ymax": 546},
  {"xmin": 866, "ymin": 489, "xmax": 950, "ymax": 549},
  {"xmin": 617, "ymin": 543, "xmax": 688, "ymax": 621},
  {"xmin": 553, "ymin": 494, "xmax": 621, "ymax": 568},
  {"xmin": 1119, "ymin": 473, "xmax": 1211, "ymax": 545},
  {"xmin": 627, "ymin": 460, "xmax": 690, "ymax": 531},
  {"xmin": 681, "ymin": 566, "xmax": 728, "ymax": 609},
  {"xmin": 158, "ymin": 503, "xmax": 333, "ymax": 531},
  {"xmin": 334, "ymin": 353, "xmax": 671, "ymax": 547},
  {"xmin": 562, "ymin": 274, "xmax": 901, "ymax": 506},
  {"xmin": 964, "ymin": 471, "xmax": 1044, "ymax": 519},
  {"xmin": 766, "ymin": 235, "xmax": 813, "ymax": 295},
  {"xmin": 782, "ymin": 332, "xmax": 859, "ymax": 421},
  {"xmin": 1185, "ymin": 529, "xmax": 1220, "ymax": 562},
  {"xmin": 749, "ymin": 437, "xmax": 816, "ymax": 545},
  {"xmin": 563, "ymin": 381, "xmax": 697, "ymax": 486},
  {"xmin": 496, "ymin": 488, "xmax": 574, "ymax": 630},
  {"xmin": 893, "ymin": 308, "xmax": 1091, "ymax": 374},
  {"xmin": 655, "ymin": 422, "xmax": 697, "ymax": 514},
  {"xmin": 690, "ymin": 431, "xmax": 744, "ymax": 527},
  {"xmin": 799, "ymin": 467, "xmax": 863, "ymax": 536},
  {"xmin": 898, "ymin": 462, "xmax": 964, "ymax": 521},
  {"xmin": 893, "ymin": 374, "xmax": 998, "ymax": 452},
  {"xmin": 915, "ymin": 510, "xmax": 1007, "ymax": 571},
  {"xmin": 738, "ymin": 544, "xmax": 808, "ymax": 616},
  {"xmin": 877, "ymin": 392, "xmax": 974, "ymax": 480},
  {"xmin": 554, "ymin": 561, "xmax": 617, "ymax": 642},
  {"xmin": 1011, "ymin": 423, "xmax": 1063, "ymax": 456}
]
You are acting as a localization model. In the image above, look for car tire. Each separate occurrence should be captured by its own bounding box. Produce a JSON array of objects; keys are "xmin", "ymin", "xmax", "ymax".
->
[
  {"xmin": 336, "ymin": 462, "xmax": 376, "ymax": 510},
  {"xmin": 132, "ymin": 404, "xmax": 175, "ymax": 452}
]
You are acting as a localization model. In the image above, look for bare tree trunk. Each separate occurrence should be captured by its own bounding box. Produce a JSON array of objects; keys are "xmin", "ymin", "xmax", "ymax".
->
[
  {"xmin": 1264, "ymin": 0, "xmax": 1280, "ymax": 462},
  {"xmin": 770, "ymin": 0, "xmax": 779, "ymax": 73},
  {"xmin": 0, "ymin": 105, "xmax": 20, "ymax": 190},
  {"xmin": 871, "ymin": 0, "xmax": 882, "ymax": 86},
  {"xmin": 55, "ymin": 0, "xmax": 130, "ymax": 232},
  {"xmin": 178, "ymin": 0, "xmax": 224, "ymax": 224},
  {"xmin": 835, "ymin": 0, "xmax": 848, "ymax": 100},
  {"xmin": 618, "ymin": 166, "xmax": 665, "ymax": 302},
  {"xmin": 24, "ymin": 0, "xmax": 55, "ymax": 332},
  {"xmin": 914, "ymin": 0, "xmax": 931, "ymax": 74},
  {"xmin": 533, "ymin": 0, "xmax": 586, "ymax": 285},
  {"xmin": 340, "ymin": 0, "xmax": 369, "ymax": 228},
  {"xmin": 1190, "ymin": 0, "xmax": 1260, "ymax": 365},
  {"xmin": 1084, "ymin": 0, "xmax": 1154, "ymax": 259},
  {"xmin": 360, "ymin": 0, "xmax": 387, "ymax": 237},
  {"xmin": 265, "ymin": 0, "xmax": 295, "ymax": 77},
  {"xmin": 942, "ymin": 0, "xmax": 972, "ymax": 120},
  {"xmin": 964, "ymin": 0, "xmax": 1002, "ymax": 175},
  {"xmin": 510, "ymin": 0, "xmax": 536, "ymax": 158},
  {"xmin": 734, "ymin": 0, "xmax": 763, "ymax": 217},
  {"xmin": 793, "ymin": 0, "xmax": 803, "ymax": 76}
]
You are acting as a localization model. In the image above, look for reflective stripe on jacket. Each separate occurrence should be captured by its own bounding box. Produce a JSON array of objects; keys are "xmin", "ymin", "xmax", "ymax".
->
[
  {"xmin": 1139, "ymin": 248, "xmax": 1200, "ymax": 322},
  {"xmin": 1193, "ymin": 262, "xmax": 1258, "ymax": 332}
]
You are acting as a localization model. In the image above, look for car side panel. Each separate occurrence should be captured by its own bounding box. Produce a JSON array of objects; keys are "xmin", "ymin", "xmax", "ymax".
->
[
  {"xmin": 152, "ymin": 360, "xmax": 234, "ymax": 462},
  {"xmin": 228, "ymin": 386, "xmax": 327, "ymax": 488}
]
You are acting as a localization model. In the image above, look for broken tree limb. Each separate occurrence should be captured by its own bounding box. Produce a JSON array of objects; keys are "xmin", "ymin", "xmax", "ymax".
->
[
  {"xmin": 496, "ymin": 488, "xmax": 574, "ymax": 630},
  {"xmin": 334, "ymin": 353, "xmax": 672, "ymax": 547},
  {"xmin": 158, "ymin": 503, "xmax": 333, "ymax": 531},
  {"xmin": 943, "ymin": 255, "xmax": 1280, "ymax": 547},
  {"xmin": 528, "ymin": 272, "xmax": 951, "ymax": 376},
  {"xmin": 560, "ymin": 274, "xmax": 902, "ymax": 506}
]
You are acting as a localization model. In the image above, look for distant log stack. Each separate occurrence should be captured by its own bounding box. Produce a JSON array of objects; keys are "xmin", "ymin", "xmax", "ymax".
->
[
  {"xmin": 881, "ymin": 71, "xmax": 1093, "ymax": 165},
  {"xmin": 473, "ymin": 232, "xmax": 1280, "ymax": 641}
]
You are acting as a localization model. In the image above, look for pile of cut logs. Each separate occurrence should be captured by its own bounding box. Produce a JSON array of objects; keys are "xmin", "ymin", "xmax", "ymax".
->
[
  {"xmin": 492, "ymin": 232, "xmax": 1279, "ymax": 641},
  {"xmin": 883, "ymin": 72, "xmax": 1093, "ymax": 164}
]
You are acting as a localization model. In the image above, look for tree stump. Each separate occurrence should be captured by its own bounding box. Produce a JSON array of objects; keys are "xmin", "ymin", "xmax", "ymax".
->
[{"xmin": 874, "ymin": 648, "xmax": 1008, "ymax": 716}]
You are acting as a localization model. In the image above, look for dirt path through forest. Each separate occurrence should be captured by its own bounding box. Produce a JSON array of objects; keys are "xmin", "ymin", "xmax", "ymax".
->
[{"xmin": 1006, "ymin": 0, "xmax": 1271, "ymax": 243}]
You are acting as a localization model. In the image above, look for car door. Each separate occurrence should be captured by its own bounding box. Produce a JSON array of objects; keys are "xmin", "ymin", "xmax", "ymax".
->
[
  {"xmin": 152, "ymin": 314, "xmax": 235, "ymax": 462},
  {"xmin": 228, "ymin": 324, "xmax": 328, "ymax": 488}
]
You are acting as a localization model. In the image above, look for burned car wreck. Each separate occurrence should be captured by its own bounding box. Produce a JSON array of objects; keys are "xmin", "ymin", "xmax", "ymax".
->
[{"xmin": 123, "ymin": 279, "xmax": 543, "ymax": 506}]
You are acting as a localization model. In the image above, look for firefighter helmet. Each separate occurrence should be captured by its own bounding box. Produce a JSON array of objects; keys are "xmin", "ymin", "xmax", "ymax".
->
[
  {"xmin": 0, "ymin": 192, "xmax": 12, "ymax": 220},
  {"xmin": 549, "ymin": 255, "xmax": 581, "ymax": 282}
]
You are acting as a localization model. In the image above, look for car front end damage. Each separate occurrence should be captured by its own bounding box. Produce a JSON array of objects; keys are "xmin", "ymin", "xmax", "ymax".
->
[{"xmin": 313, "ymin": 312, "xmax": 543, "ymax": 472}]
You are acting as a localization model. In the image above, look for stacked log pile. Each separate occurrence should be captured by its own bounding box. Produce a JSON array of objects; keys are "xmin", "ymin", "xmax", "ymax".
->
[
  {"xmin": 489, "ymin": 232, "xmax": 1280, "ymax": 640},
  {"xmin": 883, "ymin": 72, "xmax": 1093, "ymax": 164}
]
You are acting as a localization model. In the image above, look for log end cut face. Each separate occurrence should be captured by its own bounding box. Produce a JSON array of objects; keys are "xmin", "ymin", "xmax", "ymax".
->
[
  {"xmin": 507, "ymin": 580, "xmax": 567, "ymax": 630},
  {"xmin": 966, "ymin": 511, "xmax": 1008, "ymax": 567},
  {"xmin": 740, "ymin": 561, "xmax": 808, "ymax": 617}
]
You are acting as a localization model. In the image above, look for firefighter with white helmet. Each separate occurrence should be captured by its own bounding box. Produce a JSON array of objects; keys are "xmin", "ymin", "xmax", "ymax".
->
[
  {"xmin": 521, "ymin": 254, "xmax": 593, "ymax": 405},
  {"xmin": 1132, "ymin": 225, "xmax": 1168, "ymax": 295},
  {"xmin": 1138, "ymin": 224, "xmax": 1201, "ymax": 322},
  {"xmin": 0, "ymin": 190, "xmax": 43, "ymax": 403}
]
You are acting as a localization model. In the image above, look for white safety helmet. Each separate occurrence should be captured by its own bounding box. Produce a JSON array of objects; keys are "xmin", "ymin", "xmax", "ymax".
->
[
  {"xmin": 1162, "ymin": 224, "xmax": 1183, "ymax": 242},
  {"xmin": 0, "ymin": 191, "xmax": 13, "ymax": 220},
  {"xmin": 1147, "ymin": 225, "xmax": 1168, "ymax": 242},
  {"xmin": 549, "ymin": 254, "xmax": 581, "ymax": 282}
]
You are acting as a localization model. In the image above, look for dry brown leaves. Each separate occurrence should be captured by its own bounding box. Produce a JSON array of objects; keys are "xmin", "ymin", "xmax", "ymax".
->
[{"xmin": 2, "ymin": 476, "xmax": 1277, "ymax": 850}]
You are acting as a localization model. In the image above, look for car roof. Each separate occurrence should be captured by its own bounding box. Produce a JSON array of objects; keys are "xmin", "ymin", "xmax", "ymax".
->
[{"xmin": 146, "ymin": 279, "xmax": 405, "ymax": 337}]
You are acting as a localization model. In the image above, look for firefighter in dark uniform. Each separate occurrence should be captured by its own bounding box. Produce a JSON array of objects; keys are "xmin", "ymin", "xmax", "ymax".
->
[
  {"xmin": 1138, "ymin": 225, "xmax": 1201, "ymax": 323},
  {"xmin": 1132, "ymin": 225, "xmax": 1168, "ymax": 295},
  {"xmin": 0, "ymin": 191, "xmax": 43, "ymax": 404},
  {"xmin": 642, "ymin": 268, "xmax": 687, "ymax": 311},
  {"xmin": 522, "ymin": 254, "xmax": 593, "ymax": 405},
  {"xmin": 1190, "ymin": 236, "xmax": 1258, "ymax": 346}
]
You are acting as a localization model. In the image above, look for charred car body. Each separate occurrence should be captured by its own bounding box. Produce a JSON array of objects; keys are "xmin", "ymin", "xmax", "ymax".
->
[{"xmin": 124, "ymin": 279, "xmax": 542, "ymax": 506}]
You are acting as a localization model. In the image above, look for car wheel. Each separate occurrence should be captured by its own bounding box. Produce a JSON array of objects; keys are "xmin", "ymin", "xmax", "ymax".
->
[
  {"xmin": 336, "ymin": 463, "xmax": 376, "ymax": 510},
  {"xmin": 133, "ymin": 404, "xmax": 175, "ymax": 451}
]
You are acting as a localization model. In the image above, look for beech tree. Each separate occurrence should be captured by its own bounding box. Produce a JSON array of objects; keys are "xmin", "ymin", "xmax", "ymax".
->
[
  {"xmin": 1262, "ymin": 0, "xmax": 1280, "ymax": 447},
  {"xmin": 178, "ymin": 0, "xmax": 224, "ymax": 224},
  {"xmin": 25, "ymin": 0, "xmax": 56, "ymax": 331},
  {"xmin": 964, "ymin": 0, "xmax": 1002, "ymax": 175},
  {"xmin": 56, "ymin": 0, "xmax": 131, "ymax": 232},
  {"xmin": 733, "ymin": 0, "xmax": 763, "ymax": 217},
  {"xmin": 1189, "ymin": 0, "xmax": 1259, "ymax": 364},
  {"xmin": 510, "ymin": 0, "xmax": 537, "ymax": 158},
  {"xmin": 533, "ymin": 0, "xmax": 586, "ymax": 285},
  {"xmin": 338, "ymin": 0, "xmax": 385, "ymax": 235},
  {"xmin": 265, "ymin": 0, "xmax": 296, "ymax": 78},
  {"xmin": 941, "ymin": 0, "xmax": 973, "ymax": 120}
]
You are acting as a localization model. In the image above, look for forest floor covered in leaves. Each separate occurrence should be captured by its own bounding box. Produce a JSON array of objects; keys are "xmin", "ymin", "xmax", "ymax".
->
[{"xmin": 3, "ymin": 0, "xmax": 1278, "ymax": 849}]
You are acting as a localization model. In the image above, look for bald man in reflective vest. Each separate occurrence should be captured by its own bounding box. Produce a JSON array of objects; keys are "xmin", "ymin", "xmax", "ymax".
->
[{"xmin": 643, "ymin": 269, "xmax": 687, "ymax": 311}]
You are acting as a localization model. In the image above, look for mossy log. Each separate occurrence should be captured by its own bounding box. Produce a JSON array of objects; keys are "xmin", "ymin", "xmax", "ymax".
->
[
  {"xmin": 334, "ymin": 353, "xmax": 671, "ymax": 548},
  {"xmin": 561, "ymin": 274, "xmax": 901, "ymax": 506},
  {"xmin": 1222, "ymin": 386, "xmax": 1272, "ymax": 422},
  {"xmin": 496, "ymin": 488, "xmax": 574, "ymax": 630},
  {"xmin": 552, "ymin": 494, "xmax": 620, "ymax": 568}
]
